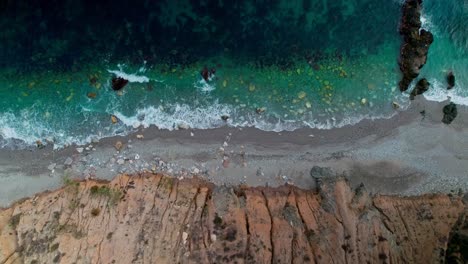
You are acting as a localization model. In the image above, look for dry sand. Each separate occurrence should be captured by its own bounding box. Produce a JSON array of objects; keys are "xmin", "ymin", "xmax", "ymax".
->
[{"xmin": 0, "ymin": 98, "xmax": 467, "ymax": 207}]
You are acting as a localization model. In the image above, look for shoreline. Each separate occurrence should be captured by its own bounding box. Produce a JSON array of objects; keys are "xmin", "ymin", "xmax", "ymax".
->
[{"xmin": 0, "ymin": 98, "xmax": 467, "ymax": 206}]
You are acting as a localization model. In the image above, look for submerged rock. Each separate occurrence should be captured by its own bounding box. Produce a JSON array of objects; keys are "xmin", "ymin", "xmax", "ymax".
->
[
  {"xmin": 111, "ymin": 115, "xmax": 119, "ymax": 124},
  {"xmin": 447, "ymin": 71, "xmax": 455, "ymax": 90},
  {"xmin": 442, "ymin": 102, "xmax": 458, "ymax": 124},
  {"xmin": 111, "ymin": 77, "xmax": 129, "ymax": 91},
  {"xmin": 398, "ymin": 0, "xmax": 434, "ymax": 92},
  {"xmin": 410, "ymin": 78, "xmax": 430, "ymax": 100}
]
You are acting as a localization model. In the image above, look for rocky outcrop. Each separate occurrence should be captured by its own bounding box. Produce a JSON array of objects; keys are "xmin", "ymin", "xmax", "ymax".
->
[
  {"xmin": 410, "ymin": 78, "xmax": 430, "ymax": 100},
  {"xmin": 111, "ymin": 77, "xmax": 128, "ymax": 91},
  {"xmin": 398, "ymin": 0, "xmax": 434, "ymax": 92},
  {"xmin": 0, "ymin": 173, "xmax": 466, "ymax": 264},
  {"xmin": 442, "ymin": 102, "xmax": 458, "ymax": 124},
  {"xmin": 447, "ymin": 72, "xmax": 456, "ymax": 90}
]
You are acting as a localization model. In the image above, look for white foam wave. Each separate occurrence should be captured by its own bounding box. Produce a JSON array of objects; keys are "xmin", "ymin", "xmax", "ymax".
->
[
  {"xmin": 107, "ymin": 69, "xmax": 150, "ymax": 83},
  {"xmin": 423, "ymin": 78, "xmax": 468, "ymax": 106},
  {"xmin": 0, "ymin": 102, "xmax": 401, "ymax": 150},
  {"xmin": 194, "ymin": 79, "xmax": 216, "ymax": 92},
  {"xmin": 420, "ymin": 14, "xmax": 435, "ymax": 33},
  {"xmin": 112, "ymin": 101, "xmax": 399, "ymax": 133}
]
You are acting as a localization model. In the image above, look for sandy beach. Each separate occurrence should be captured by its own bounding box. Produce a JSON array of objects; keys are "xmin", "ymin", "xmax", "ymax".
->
[{"xmin": 1, "ymin": 98, "xmax": 467, "ymax": 207}]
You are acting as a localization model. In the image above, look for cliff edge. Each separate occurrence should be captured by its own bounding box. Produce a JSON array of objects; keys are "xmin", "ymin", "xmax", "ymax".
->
[{"xmin": 1, "ymin": 173, "xmax": 467, "ymax": 264}]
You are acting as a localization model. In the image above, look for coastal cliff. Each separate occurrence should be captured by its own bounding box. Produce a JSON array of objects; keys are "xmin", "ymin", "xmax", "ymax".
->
[{"xmin": 0, "ymin": 173, "xmax": 467, "ymax": 264}]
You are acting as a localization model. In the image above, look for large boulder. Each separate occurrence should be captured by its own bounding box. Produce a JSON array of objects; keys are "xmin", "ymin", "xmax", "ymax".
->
[
  {"xmin": 111, "ymin": 77, "xmax": 129, "ymax": 91},
  {"xmin": 442, "ymin": 102, "xmax": 458, "ymax": 124},
  {"xmin": 447, "ymin": 72, "xmax": 456, "ymax": 90},
  {"xmin": 410, "ymin": 78, "xmax": 430, "ymax": 100}
]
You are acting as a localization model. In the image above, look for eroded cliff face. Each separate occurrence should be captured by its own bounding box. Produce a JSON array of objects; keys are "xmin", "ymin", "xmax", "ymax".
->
[{"xmin": 0, "ymin": 173, "xmax": 466, "ymax": 264}]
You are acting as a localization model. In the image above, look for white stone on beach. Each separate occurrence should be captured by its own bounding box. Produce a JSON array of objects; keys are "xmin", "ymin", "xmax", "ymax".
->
[
  {"xmin": 117, "ymin": 159, "xmax": 125, "ymax": 165},
  {"xmin": 192, "ymin": 167, "xmax": 200, "ymax": 174},
  {"xmin": 178, "ymin": 123, "xmax": 190, "ymax": 130},
  {"xmin": 223, "ymin": 141, "xmax": 228, "ymax": 147},
  {"xmin": 190, "ymin": 132, "xmax": 194, "ymax": 137},
  {"xmin": 136, "ymin": 134, "xmax": 144, "ymax": 139},
  {"xmin": 182, "ymin": 232, "xmax": 188, "ymax": 244},
  {"xmin": 76, "ymin": 147, "xmax": 84, "ymax": 153},
  {"xmin": 47, "ymin": 163, "xmax": 56, "ymax": 171},
  {"xmin": 135, "ymin": 154, "xmax": 140, "ymax": 160},
  {"xmin": 64, "ymin": 157, "xmax": 73, "ymax": 166},
  {"xmin": 211, "ymin": 234, "xmax": 217, "ymax": 242}
]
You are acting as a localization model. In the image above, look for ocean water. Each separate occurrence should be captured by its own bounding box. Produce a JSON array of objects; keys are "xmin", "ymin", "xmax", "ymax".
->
[{"xmin": 0, "ymin": 0, "xmax": 466, "ymax": 149}]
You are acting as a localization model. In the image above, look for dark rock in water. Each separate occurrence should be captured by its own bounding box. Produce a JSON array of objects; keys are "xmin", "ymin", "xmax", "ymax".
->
[
  {"xmin": 410, "ymin": 78, "xmax": 430, "ymax": 100},
  {"xmin": 221, "ymin": 115, "xmax": 229, "ymax": 121},
  {"xmin": 447, "ymin": 72, "xmax": 455, "ymax": 90},
  {"xmin": 111, "ymin": 77, "xmax": 129, "ymax": 91},
  {"xmin": 442, "ymin": 102, "xmax": 458, "ymax": 124},
  {"xmin": 200, "ymin": 66, "xmax": 216, "ymax": 82},
  {"xmin": 398, "ymin": 0, "xmax": 434, "ymax": 92}
]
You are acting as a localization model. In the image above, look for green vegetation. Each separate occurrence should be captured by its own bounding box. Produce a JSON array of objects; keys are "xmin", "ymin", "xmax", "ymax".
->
[
  {"xmin": 62, "ymin": 174, "xmax": 80, "ymax": 195},
  {"xmin": 89, "ymin": 185, "xmax": 122, "ymax": 206},
  {"xmin": 9, "ymin": 213, "xmax": 22, "ymax": 229},
  {"xmin": 49, "ymin": 243, "xmax": 59, "ymax": 252}
]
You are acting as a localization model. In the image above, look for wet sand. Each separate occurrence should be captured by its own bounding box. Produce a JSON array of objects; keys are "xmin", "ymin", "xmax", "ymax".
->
[{"xmin": 0, "ymin": 98, "xmax": 467, "ymax": 207}]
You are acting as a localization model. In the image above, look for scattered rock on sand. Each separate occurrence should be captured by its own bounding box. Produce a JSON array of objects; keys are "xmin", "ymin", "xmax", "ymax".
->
[
  {"xmin": 76, "ymin": 147, "xmax": 84, "ymax": 153},
  {"xmin": 410, "ymin": 78, "xmax": 430, "ymax": 100},
  {"xmin": 114, "ymin": 141, "xmax": 123, "ymax": 151},
  {"xmin": 64, "ymin": 157, "xmax": 73, "ymax": 166},
  {"xmin": 310, "ymin": 166, "xmax": 334, "ymax": 178},
  {"xmin": 442, "ymin": 102, "xmax": 458, "ymax": 124},
  {"xmin": 447, "ymin": 71, "xmax": 455, "ymax": 90},
  {"xmin": 178, "ymin": 123, "xmax": 190, "ymax": 130},
  {"xmin": 36, "ymin": 140, "xmax": 45, "ymax": 149},
  {"xmin": 136, "ymin": 134, "xmax": 144, "ymax": 139},
  {"xmin": 111, "ymin": 77, "xmax": 129, "ymax": 91},
  {"xmin": 117, "ymin": 159, "xmax": 125, "ymax": 165},
  {"xmin": 47, "ymin": 163, "xmax": 56, "ymax": 171}
]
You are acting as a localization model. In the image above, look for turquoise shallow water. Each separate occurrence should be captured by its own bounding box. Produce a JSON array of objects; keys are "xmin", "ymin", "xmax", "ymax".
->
[{"xmin": 0, "ymin": 0, "xmax": 466, "ymax": 149}]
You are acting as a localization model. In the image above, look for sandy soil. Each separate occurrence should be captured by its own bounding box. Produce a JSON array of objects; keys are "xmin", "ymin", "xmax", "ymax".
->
[{"xmin": 0, "ymin": 98, "xmax": 467, "ymax": 207}]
